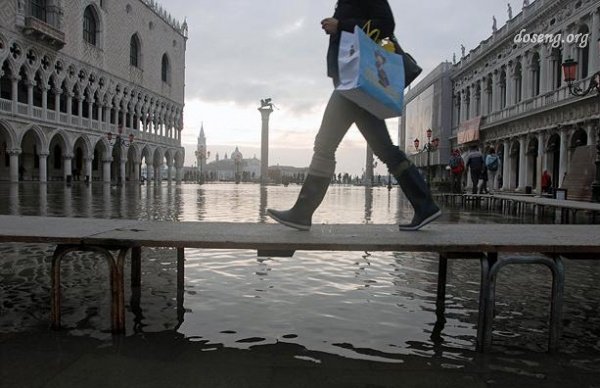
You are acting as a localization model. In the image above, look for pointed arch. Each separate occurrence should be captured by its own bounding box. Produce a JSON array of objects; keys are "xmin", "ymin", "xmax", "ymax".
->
[
  {"xmin": 161, "ymin": 53, "xmax": 171, "ymax": 84},
  {"xmin": 130, "ymin": 33, "xmax": 142, "ymax": 68}
]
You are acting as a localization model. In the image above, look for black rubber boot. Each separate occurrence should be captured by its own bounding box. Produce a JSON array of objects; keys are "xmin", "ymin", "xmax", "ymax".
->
[
  {"xmin": 393, "ymin": 163, "xmax": 442, "ymax": 231},
  {"xmin": 267, "ymin": 175, "xmax": 331, "ymax": 231}
]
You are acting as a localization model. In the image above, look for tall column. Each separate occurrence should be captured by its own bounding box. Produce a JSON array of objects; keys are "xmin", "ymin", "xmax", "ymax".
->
[
  {"xmin": 517, "ymin": 137, "xmax": 527, "ymax": 191},
  {"xmin": 38, "ymin": 152, "xmax": 48, "ymax": 183},
  {"xmin": 258, "ymin": 104, "xmax": 274, "ymax": 184},
  {"xmin": 491, "ymin": 73, "xmax": 499, "ymax": 112},
  {"xmin": 97, "ymin": 104, "xmax": 103, "ymax": 124},
  {"xmin": 87, "ymin": 99, "xmax": 93, "ymax": 127},
  {"xmin": 103, "ymin": 159, "xmax": 112, "ymax": 183},
  {"xmin": 522, "ymin": 60, "xmax": 532, "ymax": 101},
  {"xmin": 77, "ymin": 96, "xmax": 83, "ymax": 119},
  {"xmin": 558, "ymin": 129, "xmax": 569, "ymax": 187},
  {"xmin": 41, "ymin": 85, "xmax": 48, "ymax": 119},
  {"xmin": 536, "ymin": 132, "xmax": 546, "ymax": 195},
  {"xmin": 176, "ymin": 166, "xmax": 182, "ymax": 184},
  {"xmin": 66, "ymin": 92, "xmax": 73, "ymax": 118},
  {"xmin": 167, "ymin": 160, "xmax": 173, "ymax": 184},
  {"xmin": 539, "ymin": 47, "xmax": 550, "ymax": 94},
  {"xmin": 54, "ymin": 88, "xmax": 61, "ymax": 119},
  {"xmin": 8, "ymin": 150, "xmax": 20, "ymax": 183},
  {"xmin": 27, "ymin": 81, "xmax": 34, "ymax": 116},
  {"xmin": 591, "ymin": 9, "xmax": 600, "ymax": 72},
  {"xmin": 154, "ymin": 162, "xmax": 162, "ymax": 182},
  {"xmin": 502, "ymin": 139, "xmax": 510, "ymax": 190},
  {"xmin": 146, "ymin": 162, "xmax": 153, "ymax": 182}
]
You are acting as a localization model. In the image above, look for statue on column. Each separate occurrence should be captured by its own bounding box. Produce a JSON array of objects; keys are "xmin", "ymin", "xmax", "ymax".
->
[
  {"xmin": 507, "ymin": 3, "xmax": 513, "ymax": 19},
  {"xmin": 461, "ymin": 45, "xmax": 466, "ymax": 58},
  {"xmin": 523, "ymin": 0, "xmax": 530, "ymax": 7},
  {"xmin": 492, "ymin": 16, "xmax": 498, "ymax": 33}
]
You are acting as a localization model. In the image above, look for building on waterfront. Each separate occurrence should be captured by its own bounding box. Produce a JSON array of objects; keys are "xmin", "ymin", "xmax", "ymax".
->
[
  {"xmin": 0, "ymin": 0, "xmax": 187, "ymax": 183},
  {"xmin": 205, "ymin": 148, "xmax": 261, "ymax": 182},
  {"xmin": 451, "ymin": 0, "xmax": 599, "ymax": 194},
  {"xmin": 400, "ymin": 62, "xmax": 454, "ymax": 187}
]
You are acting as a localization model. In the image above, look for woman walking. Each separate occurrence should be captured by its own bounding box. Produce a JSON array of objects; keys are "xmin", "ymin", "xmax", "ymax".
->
[{"xmin": 267, "ymin": 0, "xmax": 441, "ymax": 231}]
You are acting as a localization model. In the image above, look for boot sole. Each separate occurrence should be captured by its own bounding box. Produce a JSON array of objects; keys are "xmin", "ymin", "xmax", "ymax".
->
[
  {"xmin": 398, "ymin": 210, "xmax": 442, "ymax": 231},
  {"xmin": 267, "ymin": 209, "xmax": 311, "ymax": 231}
]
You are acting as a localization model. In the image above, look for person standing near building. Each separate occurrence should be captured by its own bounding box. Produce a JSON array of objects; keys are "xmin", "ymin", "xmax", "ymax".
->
[
  {"xmin": 485, "ymin": 147, "xmax": 500, "ymax": 192},
  {"xmin": 463, "ymin": 145, "xmax": 484, "ymax": 194},
  {"xmin": 449, "ymin": 149, "xmax": 464, "ymax": 193},
  {"xmin": 267, "ymin": 0, "xmax": 441, "ymax": 231}
]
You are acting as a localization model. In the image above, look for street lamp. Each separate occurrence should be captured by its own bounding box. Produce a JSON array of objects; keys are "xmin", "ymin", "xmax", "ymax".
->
[
  {"xmin": 562, "ymin": 57, "xmax": 600, "ymax": 202},
  {"xmin": 414, "ymin": 128, "xmax": 440, "ymax": 188}
]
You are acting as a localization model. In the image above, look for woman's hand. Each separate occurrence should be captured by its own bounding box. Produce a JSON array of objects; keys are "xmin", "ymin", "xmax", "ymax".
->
[{"xmin": 321, "ymin": 18, "xmax": 339, "ymax": 35}]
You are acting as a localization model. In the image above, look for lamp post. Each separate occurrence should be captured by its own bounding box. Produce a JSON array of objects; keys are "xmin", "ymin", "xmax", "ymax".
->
[
  {"xmin": 413, "ymin": 128, "xmax": 440, "ymax": 188},
  {"xmin": 562, "ymin": 57, "xmax": 600, "ymax": 202}
]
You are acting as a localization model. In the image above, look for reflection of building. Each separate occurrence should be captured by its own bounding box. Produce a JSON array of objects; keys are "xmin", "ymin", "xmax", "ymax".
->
[
  {"xmin": 452, "ymin": 0, "xmax": 599, "ymax": 194},
  {"xmin": 0, "ymin": 0, "xmax": 187, "ymax": 183},
  {"xmin": 400, "ymin": 62, "xmax": 453, "ymax": 183}
]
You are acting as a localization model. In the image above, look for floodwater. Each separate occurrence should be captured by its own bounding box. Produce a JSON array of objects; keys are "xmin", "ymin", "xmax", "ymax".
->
[{"xmin": 1, "ymin": 182, "xmax": 599, "ymax": 388}]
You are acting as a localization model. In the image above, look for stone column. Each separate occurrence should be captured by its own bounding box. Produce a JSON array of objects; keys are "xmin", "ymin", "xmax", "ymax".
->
[
  {"xmin": 154, "ymin": 162, "xmax": 162, "ymax": 182},
  {"xmin": 167, "ymin": 160, "xmax": 173, "ymax": 184},
  {"xmin": 536, "ymin": 131, "xmax": 546, "ymax": 195},
  {"xmin": 119, "ymin": 157, "xmax": 127, "ymax": 184},
  {"xmin": 522, "ymin": 60, "xmax": 532, "ymax": 101},
  {"xmin": 558, "ymin": 129, "xmax": 569, "ymax": 188},
  {"xmin": 41, "ymin": 85, "xmax": 48, "ymax": 119},
  {"xmin": 26, "ymin": 80, "xmax": 34, "ymax": 116},
  {"xmin": 502, "ymin": 139, "xmax": 510, "ymax": 190},
  {"xmin": 539, "ymin": 47, "xmax": 550, "ymax": 94},
  {"xmin": 53, "ymin": 88, "xmax": 61, "ymax": 118},
  {"xmin": 63, "ymin": 155, "xmax": 73, "ymax": 181},
  {"xmin": 491, "ymin": 72, "xmax": 500, "ymax": 112},
  {"xmin": 87, "ymin": 99, "xmax": 93, "ymax": 127},
  {"xmin": 516, "ymin": 137, "xmax": 527, "ymax": 191},
  {"xmin": 103, "ymin": 159, "xmax": 112, "ymax": 183},
  {"xmin": 176, "ymin": 166, "xmax": 182, "ymax": 184},
  {"xmin": 77, "ymin": 96, "xmax": 83, "ymax": 120},
  {"xmin": 506, "ymin": 67, "xmax": 514, "ymax": 107},
  {"xmin": 146, "ymin": 162, "xmax": 153, "ymax": 182},
  {"xmin": 38, "ymin": 152, "xmax": 48, "ymax": 183},
  {"xmin": 84, "ymin": 157, "xmax": 93, "ymax": 182},
  {"xmin": 11, "ymin": 76, "xmax": 18, "ymax": 114},
  {"xmin": 66, "ymin": 92, "xmax": 73, "ymax": 118},
  {"xmin": 133, "ymin": 161, "xmax": 140, "ymax": 182},
  {"xmin": 8, "ymin": 150, "xmax": 20, "ymax": 183}
]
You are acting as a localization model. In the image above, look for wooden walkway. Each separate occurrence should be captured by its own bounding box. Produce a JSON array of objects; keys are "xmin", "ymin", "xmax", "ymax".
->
[
  {"xmin": 1, "ymin": 215, "xmax": 599, "ymax": 352},
  {"xmin": 435, "ymin": 193, "xmax": 600, "ymax": 223}
]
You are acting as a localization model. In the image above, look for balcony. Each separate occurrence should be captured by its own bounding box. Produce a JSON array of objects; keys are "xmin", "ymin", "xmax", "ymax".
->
[{"xmin": 22, "ymin": 13, "xmax": 65, "ymax": 50}]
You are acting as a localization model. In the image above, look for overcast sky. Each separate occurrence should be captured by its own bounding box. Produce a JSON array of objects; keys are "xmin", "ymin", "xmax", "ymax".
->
[{"xmin": 162, "ymin": 1, "xmax": 522, "ymax": 175}]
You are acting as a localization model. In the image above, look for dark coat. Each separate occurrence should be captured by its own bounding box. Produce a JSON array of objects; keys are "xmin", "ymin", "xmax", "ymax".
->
[{"xmin": 327, "ymin": 0, "xmax": 395, "ymax": 85}]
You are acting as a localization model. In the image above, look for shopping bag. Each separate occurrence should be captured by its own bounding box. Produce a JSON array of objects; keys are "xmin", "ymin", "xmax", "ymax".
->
[{"xmin": 336, "ymin": 25, "xmax": 405, "ymax": 119}]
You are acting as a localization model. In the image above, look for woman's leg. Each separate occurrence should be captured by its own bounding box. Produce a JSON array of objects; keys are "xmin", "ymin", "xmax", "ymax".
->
[
  {"xmin": 267, "ymin": 91, "xmax": 355, "ymax": 230},
  {"xmin": 353, "ymin": 106, "xmax": 441, "ymax": 231}
]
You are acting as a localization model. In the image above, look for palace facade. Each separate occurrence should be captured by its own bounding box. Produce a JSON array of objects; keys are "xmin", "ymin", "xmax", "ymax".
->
[
  {"xmin": 0, "ymin": 0, "xmax": 187, "ymax": 183},
  {"xmin": 452, "ymin": 0, "xmax": 599, "ymax": 194}
]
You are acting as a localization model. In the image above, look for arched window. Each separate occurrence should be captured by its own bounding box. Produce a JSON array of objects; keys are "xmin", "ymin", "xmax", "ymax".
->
[
  {"xmin": 500, "ymin": 69, "xmax": 507, "ymax": 109},
  {"xmin": 161, "ymin": 54, "xmax": 170, "ymax": 84},
  {"xmin": 514, "ymin": 62, "xmax": 522, "ymax": 103},
  {"xmin": 130, "ymin": 34, "xmax": 140, "ymax": 67},
  {"xmin": 531, "ymin": 53, "xmax": 541, "ymax": 97},
  {"xmin": 31, "ymin": 0, "xmax": 48, "ymax": 22},
  {"xmin": 83, "ymin": 6, "xmax": 98, "ymax": 46}
]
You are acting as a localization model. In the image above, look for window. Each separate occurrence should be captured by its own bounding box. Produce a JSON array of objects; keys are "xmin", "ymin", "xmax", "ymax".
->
[
  {"xmin": 31, "ymin": 0, "xmax": 47, "ymax": 22},
  {"xmin": 161, "ymin": 54, "xmax": 170, "ymax": 84},
  {"xmin": 130, "ymin": 35, "xmax": 140, "ymax": 67},
  {"xmin": 83, "ymin": 6, "xmax": 97, "ymax": 46}
]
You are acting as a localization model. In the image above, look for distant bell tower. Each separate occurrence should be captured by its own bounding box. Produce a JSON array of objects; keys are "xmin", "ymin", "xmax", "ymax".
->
[{"xmin": 196, "ymin": 122, "xmax": 207, "ymax": 181}]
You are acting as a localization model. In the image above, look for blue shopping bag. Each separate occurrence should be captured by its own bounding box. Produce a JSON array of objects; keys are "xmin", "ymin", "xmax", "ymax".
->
[{"xmin": 337, "ymin": 26, "xmax": 405, "ymax": 119}]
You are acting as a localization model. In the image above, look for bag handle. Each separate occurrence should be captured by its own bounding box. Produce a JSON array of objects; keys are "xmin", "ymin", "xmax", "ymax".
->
[{"xmin": 362, "ymin": 20, "xmax": 381, "ymax": 42}]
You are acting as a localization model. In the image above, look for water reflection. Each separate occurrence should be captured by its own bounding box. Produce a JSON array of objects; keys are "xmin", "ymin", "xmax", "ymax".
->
[{"xmin": 0, "ymin": 182, "xmax": 599, "ymax": 379}]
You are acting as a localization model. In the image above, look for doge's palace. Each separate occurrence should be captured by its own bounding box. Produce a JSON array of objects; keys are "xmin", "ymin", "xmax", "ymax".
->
[{"xmin": 0, "ymin": 0, "xmax": 187, "ymax": 183}]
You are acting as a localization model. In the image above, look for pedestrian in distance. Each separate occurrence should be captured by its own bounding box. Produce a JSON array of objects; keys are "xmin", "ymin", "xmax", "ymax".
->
[
  {"xmin": 463, "ymin": 145, "xmax": 484, "ymax": 194},
  {"xmin": 484, "ymin": 148, "xmax": 501, "ymax": 192},
  {"xmin": 449, "ymin": 149, "xmax": 465, "ymax": 194},
  {"xmin": 267, "ymin": 0, "xmax": 441, "ymax": 231}
]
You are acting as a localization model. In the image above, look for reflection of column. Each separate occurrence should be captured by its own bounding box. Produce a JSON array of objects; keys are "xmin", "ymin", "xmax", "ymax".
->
[
  {"xmin": 559, "ymin": 129, "xmax": 569, "ymax": 188},
  {"xmin": 258, "ymin": 185, "xmax": 267, "ymax": 223},
  {"xmin": 146, "ymin": 162, "xmax": 153, "ymax": 183},
  {"xmin": 84, "ymin": 184, "xmax": 92, "ymax": 218},
  {"xmin": 536, "ymin": 131, "xmax": 546, "ymax": 195},
  {"xmin": 9, "ymin": 150, "xmax": 20, "ymax": 183},
  {"xmin": 155, "ymin": 162, "xmax": 162, "ymax": 183},
  {"xmin": 176, "ymin": 166, "xmax": 182, "ymax": 184},
  {"xmin": 64, "ymin": 183, "xmax": 73, "ymax": 217},
  {"xmin": 39, "ymin": 152, "xmax": 48, "ymax": 183},
  {"xmin": 364, "ymin": 186, "xmax": 373, "ymax": 223},
  {"xmin": 167, "ymin": 161, "xmax": 173, "ymax": 184},
  {"xmin": 501, "ymin": 139, "xmax": 510, "ymax": 190},
  {"xmin": 119, "ymin": 157, "xmax": 126, "ymax": 184},
  {"xmin": 103, "ymin": 159, "xmax": 112, "ymax": 183},
  {"xmin": 365, "ymin": 146, "xmax": 374, "ymax": 186},
  {"xmin": 103, "ymin": 183, "xmax": 111, "ymax": 218}
]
